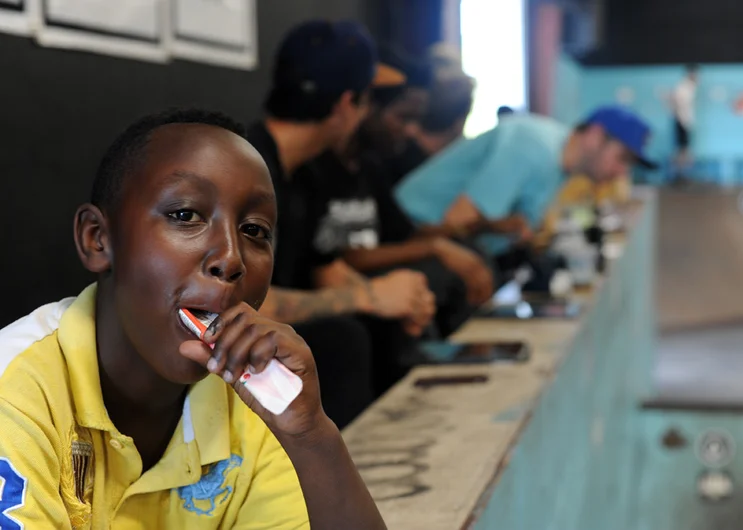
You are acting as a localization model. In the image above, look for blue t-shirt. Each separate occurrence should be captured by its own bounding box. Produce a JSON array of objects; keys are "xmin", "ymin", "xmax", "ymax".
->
[{"xmin": 394, "ymin": 114, "xmax": 570, "ymax": 256}]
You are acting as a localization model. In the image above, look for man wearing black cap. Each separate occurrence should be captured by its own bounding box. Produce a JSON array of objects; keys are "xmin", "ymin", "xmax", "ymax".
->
[
  {"xmin": 295, "ymin": 60, "xmax": 493, "ymax": 340},
  {"xmin": 247, "ymin": 21, "xmax": 436, "ymax": 404}
]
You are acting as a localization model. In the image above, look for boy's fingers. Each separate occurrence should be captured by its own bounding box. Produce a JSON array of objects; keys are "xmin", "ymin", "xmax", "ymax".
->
[
  {"xmin": 179, "ymin": 340, "xmax": 215, "ymax": 368},
  {"xmin": 203, "ymin": 315, "xmax": 225, "ymax": 341},
  {"xmin": 247, "ymin": 331, "xmax": 280, "ymax": 374},
  {"xmin": 210, "ymin": 312, "xmax": 250, "ymax": 377},
  {"xmin": 203, "ymin": 304, "xmax": 258, "ymax": 343},
  {"xmin": 222, "ymin": 324, "xmax": 265, "ymax": 379}
]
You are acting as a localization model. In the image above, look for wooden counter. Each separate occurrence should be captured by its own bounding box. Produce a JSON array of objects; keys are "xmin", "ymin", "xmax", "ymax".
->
[{"xmin": 343, "ymin": 188, "xmax": 658, "ymax": 530}]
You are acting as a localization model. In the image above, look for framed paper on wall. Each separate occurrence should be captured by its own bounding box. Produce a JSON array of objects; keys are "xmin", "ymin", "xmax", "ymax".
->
[
  {"xmin": 0, "ymin": 0, "xmax": 34, "ymax": 36},
  {"xmin": 170, "ymin": 0, "xmax": 257, "ymax": 70},
  {"xmin": 33, "ymin": 0, "xmax": 168, "ymax": 62}
]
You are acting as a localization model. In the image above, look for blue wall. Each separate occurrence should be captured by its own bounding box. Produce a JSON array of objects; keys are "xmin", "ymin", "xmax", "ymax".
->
[
  {"xmin": 554, "ymin": 56, "xmax": 743, "ymax": 183},
  {"xmin": 552, "ymin": 54, "xmax": 584, "ymax": 126}
]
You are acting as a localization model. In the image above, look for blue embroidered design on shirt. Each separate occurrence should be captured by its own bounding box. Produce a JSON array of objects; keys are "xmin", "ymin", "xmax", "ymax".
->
[{"xmin": 178, "ymin": 454, "xmax": 243, "ymax": 516}]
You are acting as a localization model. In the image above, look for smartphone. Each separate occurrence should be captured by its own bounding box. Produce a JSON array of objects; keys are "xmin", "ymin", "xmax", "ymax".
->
[
  {"xmin": 419, "ymin": 341, "xmax": 531, "ymax": 365},
  {"xmin": 475, "ymin": 299, "xmax": 581, "ymax": 319},
  {"xmin": 414, "ymin": 375, "xmax": 489, "ymax": 388}
]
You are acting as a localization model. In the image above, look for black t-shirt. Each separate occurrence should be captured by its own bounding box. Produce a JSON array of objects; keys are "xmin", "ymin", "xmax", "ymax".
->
[
  {"xmin": 298, "ymin": 151, "xmax": 416, "ymax": 259},
  {"xmin": 245, "ymin": 122, "xmax": 337, "ymax": 289},
  {"xmin": 380, "ymin": 139, "xmax": 430, "ymax": 188}
]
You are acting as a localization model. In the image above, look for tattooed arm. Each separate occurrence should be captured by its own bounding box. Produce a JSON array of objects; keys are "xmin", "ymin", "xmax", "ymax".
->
[
  {"xmin": 260, "ymin": 284, "xmax": 375, "ymax": 324},
  {"xmin": 312, "ymin": 259, "xmax": 369, "ymax": 289},
  {"xmin": 260, "ymin": 267, "xmax": 436, "ymax": 335}
]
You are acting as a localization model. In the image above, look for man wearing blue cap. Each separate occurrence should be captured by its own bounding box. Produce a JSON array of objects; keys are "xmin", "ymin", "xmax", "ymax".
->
[{"xmin": 394, "ymin": 106, "xmax": 657, "ymax": 260}]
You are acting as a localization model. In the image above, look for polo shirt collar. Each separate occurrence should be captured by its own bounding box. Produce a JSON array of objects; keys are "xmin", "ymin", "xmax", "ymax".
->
[{"xmin": 58, "ymin": 284, "xmax": 231, "ymax": 467}]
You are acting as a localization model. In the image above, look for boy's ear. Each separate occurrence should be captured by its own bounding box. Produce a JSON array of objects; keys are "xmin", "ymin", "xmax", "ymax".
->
[{"xmin": 73, "ymin": 204, "xmax": 113, "ymax": 273}]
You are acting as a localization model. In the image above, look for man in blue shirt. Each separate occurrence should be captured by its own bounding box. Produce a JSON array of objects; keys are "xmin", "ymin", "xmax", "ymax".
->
[{"xmin": 394, "ymin": 106, "xmax": 656, "ymax": 257}]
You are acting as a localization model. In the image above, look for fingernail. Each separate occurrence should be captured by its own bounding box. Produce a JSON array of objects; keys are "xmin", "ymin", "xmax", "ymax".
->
[
  {"xmin": 207, "ymin": 358, "xmax": 219, "ymax": 373},
  {"xmin": 204, "ymin": 317, "xmax": 223, "ymax": 340},
  {"xmin": 222, "ymin": 370, "xmax": 234, "ymax": 384}
]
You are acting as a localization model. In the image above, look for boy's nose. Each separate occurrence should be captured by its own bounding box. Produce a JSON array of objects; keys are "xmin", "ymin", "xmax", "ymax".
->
[
  {"xmin": 208, "ymin": 262, "xmax": 245, "ymax": 283},
  {"xmin": 206, "ymin": 230, "xmax": 246, "ymax": 283}
]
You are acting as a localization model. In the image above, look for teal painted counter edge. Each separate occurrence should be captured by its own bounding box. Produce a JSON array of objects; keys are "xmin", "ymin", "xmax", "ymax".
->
[{"xmin": 470, "ymin": 189, "xmax": 658, "ymax": 530}]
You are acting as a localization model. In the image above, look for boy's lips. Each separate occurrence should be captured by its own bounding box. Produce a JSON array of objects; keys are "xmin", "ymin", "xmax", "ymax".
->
[{"xmin": 177, "ymin": 285, "xmax": 235, "ymax": 316}]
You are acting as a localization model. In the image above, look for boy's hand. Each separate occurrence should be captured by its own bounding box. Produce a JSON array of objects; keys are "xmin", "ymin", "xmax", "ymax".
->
[{"xmin": 178, "ymin": 303, "xmax": 325, "ymax": 437}]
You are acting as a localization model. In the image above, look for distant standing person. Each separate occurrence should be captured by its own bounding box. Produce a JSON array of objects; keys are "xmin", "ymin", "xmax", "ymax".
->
[
  {"xmin": 497, "ymin": 106, "xmax": 515, "ymax": 120},
  {"xmin": 671, "ymin": 64, "xmax": 698, "ymax": 179}
]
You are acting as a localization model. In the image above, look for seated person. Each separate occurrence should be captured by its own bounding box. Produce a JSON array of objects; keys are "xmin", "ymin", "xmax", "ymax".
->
[
  {"xmin": 394, "ymin": 106, "xmax": 658, "ymax": 266},
  {"xmin": 380, "ymin": 42, "xmax": 473, "ymax": 184},
  {"xmin": 360, "ymin": 48, "xmax": 433, "ymax": 187},
  {"xmin": 247, "ymin": 21, "xmax": 435, "ymax": 394},
  {"xmin": 301, "ymin": 63, "xmax": 493, "ymax": 306},
  {"xmin": 497, "ymin": 105, "xmax": 515, "ymax": 120},
  {"xmin": 0, "ymin": 109, "xmax": 385, "ymax": 529},
  {"xmin": 405, "ymin": 72, "xmax": 475, "ymax": 162},
  {"xmin": 535, "ymin": 172, "xmax": 633, "ymax": 248}
]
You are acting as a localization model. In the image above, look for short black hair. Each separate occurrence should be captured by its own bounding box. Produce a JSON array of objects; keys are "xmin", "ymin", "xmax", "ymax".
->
[
  {"xmin": 264, "ymin": 87, "xmax": 365, "ymax": 122},
  {"xmin": 420, "ymin": 75, "xmax": 475, "ymax": 133},
  {"xmin": 497, "ymin": 106, "xmax": 515, "ymax": 118},
  {"xmin": 371, "ymin": 85, "xmax": 408, "ymax": 108},
  {"xmin": 91, "ymin": 108, "xmax": 246, "ymax": 213},
  {"xmin": 378, "ymin": 44, "xmax": 433, "ymax": 89}
]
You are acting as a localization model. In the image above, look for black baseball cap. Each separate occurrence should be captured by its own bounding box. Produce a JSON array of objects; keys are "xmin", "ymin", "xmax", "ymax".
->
[{"xmin": 273, "ymin": 20, "xmax": 377, "ymax": 95}]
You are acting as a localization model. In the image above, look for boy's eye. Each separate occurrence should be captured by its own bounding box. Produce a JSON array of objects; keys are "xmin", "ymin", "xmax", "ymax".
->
[
  {"xmin": 241, "ymin": 223, "xmax": 271, "ymax": 240},
  {"xmin": 168, "ymin": 210, "xmax": 204, "ymax": 223}
]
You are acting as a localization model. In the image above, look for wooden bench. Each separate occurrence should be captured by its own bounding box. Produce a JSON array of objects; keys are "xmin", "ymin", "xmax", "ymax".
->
[{"xmin": 343, "ymin": 188, "xmax": 657, "ymax": 530}]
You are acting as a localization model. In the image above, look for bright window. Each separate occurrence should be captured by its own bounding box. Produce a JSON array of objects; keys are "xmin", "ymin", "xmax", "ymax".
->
[{"xmin": 460, "ymin": 0, "xmax": 528, "ymax": 137}]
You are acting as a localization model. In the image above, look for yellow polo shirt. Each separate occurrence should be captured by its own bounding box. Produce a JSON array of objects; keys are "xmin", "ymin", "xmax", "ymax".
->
[{"xmin": 0, "ymin": 285, "xmax": 309, "ymax": 529}]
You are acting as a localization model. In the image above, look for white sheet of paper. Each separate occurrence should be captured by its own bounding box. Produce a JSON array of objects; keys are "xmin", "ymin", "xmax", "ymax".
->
[
  {"xmin": 171, "ymin": 0, "xmax": 257, "ymax": 70},
  {"xmin": 46, "ymin": 0, "xmax": 159, "ymax": 39},
  {"xmin": 0, "ymin": 0, "xmax": 33, "ymax": 36},
  {"xmin": 34, "ymin": 0, "xmax": 167, "ymax": 63}
]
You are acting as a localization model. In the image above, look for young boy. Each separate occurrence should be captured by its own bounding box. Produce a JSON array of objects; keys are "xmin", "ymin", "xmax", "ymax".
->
[{"xmin": 0, "ymin": 109, "xmax": 385, "ymax": 529}]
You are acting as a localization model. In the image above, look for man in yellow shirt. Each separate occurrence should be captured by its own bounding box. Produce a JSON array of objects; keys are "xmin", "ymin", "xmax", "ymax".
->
[
  {"xmin": 536, "ymin": 172, "xmax": 632, "ymax": 245},
  {"xmin": 0, "ymin": 109, "xmax": 385, "ymax": 529}
]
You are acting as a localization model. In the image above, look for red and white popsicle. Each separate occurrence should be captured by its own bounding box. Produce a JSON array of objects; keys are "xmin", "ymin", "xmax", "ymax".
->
[{"xmin": 179, "ymin": 308, "xmax": 303, "ymax": 415}]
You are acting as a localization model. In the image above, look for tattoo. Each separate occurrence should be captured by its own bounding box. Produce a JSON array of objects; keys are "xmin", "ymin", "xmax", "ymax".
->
[
  {"xmin": 336, "ymin": 264, "xmax": 368, "ymax": 288},
  {"xmin": 365, "ymin": 281, "xmax": 380, "ymax": 313},
  {"xmin": 270, "ymin": 287, "xmax": 360, "ymax": 323}
]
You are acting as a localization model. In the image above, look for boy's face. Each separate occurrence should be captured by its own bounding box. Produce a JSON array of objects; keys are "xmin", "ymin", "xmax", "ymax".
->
[{"xmin": 95, "ymin": 124, "xmax": 276, "ymax": 384}]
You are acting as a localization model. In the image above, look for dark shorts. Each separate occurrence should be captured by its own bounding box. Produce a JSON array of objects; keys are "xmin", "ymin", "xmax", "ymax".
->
[{"xmin": 675, "ymin": 119, "xmax": 690, "ymax": 149}]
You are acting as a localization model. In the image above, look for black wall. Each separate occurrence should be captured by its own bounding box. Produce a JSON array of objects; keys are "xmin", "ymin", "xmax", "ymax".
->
[
  {"xmin": 0, "ymin": 0, "xmax": 375, "ymax": 327},
  {"xmin": 581, "ymin": 0, "xmax": 743, "ymax": 65},
  {"xmin": 375, "ymin": 0, "xmax": 444, "ymax": 57}
]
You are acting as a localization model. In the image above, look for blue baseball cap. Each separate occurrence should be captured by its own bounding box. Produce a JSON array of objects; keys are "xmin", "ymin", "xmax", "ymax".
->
[
  {"xmin": 273, "ymin": 20, "xmax": 377, "ymax": 95},
  {"xmin": 584, "ymin": 106, "xmax": 658, "ymax": 169}
]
